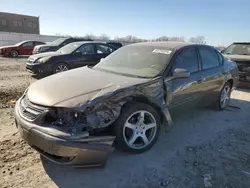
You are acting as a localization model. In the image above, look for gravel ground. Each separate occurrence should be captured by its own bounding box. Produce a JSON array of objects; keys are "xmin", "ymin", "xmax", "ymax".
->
[{"xmin": 0, "ymin": 57, "xmax": 250, "ymax": 188}]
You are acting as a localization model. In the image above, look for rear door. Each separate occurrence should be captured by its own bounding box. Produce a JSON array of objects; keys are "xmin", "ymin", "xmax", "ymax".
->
[
  {"xmin": 71, "ymin": 43, "xmax": 97, "ymax": 68},
  {"xmin": 197, "ymin": 46, "xmax": 225, "ymax": 105},
  {"xmin": 166, "ymin": 47, "xmax": 204, "ymax": 112},
  {"xmin": 20, "ymin": 41, "xmax": 34, "ymax": 55}
]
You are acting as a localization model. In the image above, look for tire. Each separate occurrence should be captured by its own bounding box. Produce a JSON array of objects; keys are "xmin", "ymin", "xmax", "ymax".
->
[
  {"xmin": 216, "ymin": 82, "xmax": 232, "ymax": 111},
  {"xmin": 114, "ymin": 102, "xmax": 161, "ymax": 153},
  {"xmin": 10, "ymin": 50, "xmax": 18, "ymax": 58},
  {"xmin": 53, "ymin": 62, "xmax": 70, "ymax": 74}
]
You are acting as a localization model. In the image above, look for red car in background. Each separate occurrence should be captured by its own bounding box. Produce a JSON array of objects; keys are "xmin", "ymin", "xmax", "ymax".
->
[{"xmin": 0, "ymin": 40, "xmax": 45, "ymax": 58}]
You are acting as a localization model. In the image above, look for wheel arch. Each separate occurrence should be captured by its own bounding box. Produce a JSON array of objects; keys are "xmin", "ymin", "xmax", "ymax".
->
[
  {"xmin": 9, "ymin": 49, "xmax": 19, "ymax": 57},
  {"xmin": 227, "ymin": 78, "xmax": 233, "ymax": 88},
  {"xmin": 55, "ymin": 61, "xmax": 72, "ymax": 69},
  {"xmin": 121, "ymin": 96, "xmax": 166, "ymax": 124}
]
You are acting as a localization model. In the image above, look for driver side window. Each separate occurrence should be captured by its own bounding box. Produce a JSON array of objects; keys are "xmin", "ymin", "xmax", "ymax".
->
[
  {"xmin": 75, "ymin": 44, "xmax": 95, "ymax": 55},
  {"xmin": 22, "ymin": 42, "xmax": 34, "ymax": 47},
  {"xmin": 173, "ymin": 48, "xmax": 199, "ymax": 73}
]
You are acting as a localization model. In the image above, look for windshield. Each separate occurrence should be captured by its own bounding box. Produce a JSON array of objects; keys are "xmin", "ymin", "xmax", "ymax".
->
[
  {"xmin": 50, "ymin": 38, "xmax": 67, "ymax": 46},
  {"xmin": 57, "ymin": 43, "xmax": 81, "ymax": 54},
  {"xmin": 223, "ymin": 44, "xmax": 250, "ymax": 55},
  {"xmin": 14, "ymin": 41, "xmax": 24, "ymax": 46},
  {"xmin": 93, "ymin": 45, "xmax": 172, "ymax": 78}
]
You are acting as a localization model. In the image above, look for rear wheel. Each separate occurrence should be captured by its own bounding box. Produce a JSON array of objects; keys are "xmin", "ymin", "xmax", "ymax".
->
[
  {"xmin": 10, "ymin": 50, "xmax": 18, "ymax": 58},
  {"xmin": 53, "ymin": 63, "xmax": 69, "ymax": 74},
  {"xmin": 114, "ymin": 102, "xmax": 161, "ymax": 153}
]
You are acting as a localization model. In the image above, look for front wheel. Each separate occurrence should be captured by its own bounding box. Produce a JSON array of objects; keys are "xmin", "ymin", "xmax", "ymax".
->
[
  {"xmin": 10, "ymin": 50, "xmax": 19, "ymax": 58},
  {"xmin": 114, "ymin": 102, "xmax": 161, "ymax": 153},
  {"xmin": 217, "ymin": 82, "xmax": 232, "ymax": 110},
  {"xmin": 53, "ymin": 63, "xmax": 69, "ymax": 74}
]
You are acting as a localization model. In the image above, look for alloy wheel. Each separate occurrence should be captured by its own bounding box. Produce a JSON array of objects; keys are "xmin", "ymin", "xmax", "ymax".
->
[
  {"xmin": 220, "ymin": 85, "xmax": 231, "ymax": 108},
  {"xmin": 122, "ymin": 110, "xmax": 157, "ymax": 150},
  {"xmin": 55, "ymin": 64, "xmax": 69, "ymax": 73},
  {"xmin": 11, "ymin": 51, "xmax": 18, "ymax": 58}
]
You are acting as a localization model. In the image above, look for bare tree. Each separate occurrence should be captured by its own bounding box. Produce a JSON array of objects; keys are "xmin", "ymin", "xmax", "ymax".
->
[
  {"xmin": 55, "ymin": 33, "xmax": 72, "ymax": 37},
  {"xmin": 153, "ymin": 36, "xmax": 185, "ymax": 42},
  {"xmin": 155, "ymin": 36, "xmax": 169, "ymax": 41},
  {"xmin": 188, "ymin": 36, "xmax": 206, "ymax": 44},
  {"xmin": 83, "ymin": 33, "xmax": 97, "ymax": 40},
  {"xmin": 99, "ymin": 33, "xmax": 110, "ymax": 40},
  {"xmin": 168, "ymin": 36, "xmax": 185, "ymax": 42},
  {"xmin": 55, "ymin": 32, "xmax": 206, "ymax": 44}
]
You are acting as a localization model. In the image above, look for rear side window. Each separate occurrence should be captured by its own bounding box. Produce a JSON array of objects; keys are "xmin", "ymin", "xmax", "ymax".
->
[
  {"xmin": 96, "ymin": 44, "xmax": 114, "ymax": 54},
  {"xmin": 174, "ymin": 48, "xmax": 199, "ymax": 73},
  {"xmin": 35, "ymin": 42, "xmax": 44, "ymax": 46},
  {"xmin": 199, "ymin": 48, "xmax": 220, "ymax": 69}
]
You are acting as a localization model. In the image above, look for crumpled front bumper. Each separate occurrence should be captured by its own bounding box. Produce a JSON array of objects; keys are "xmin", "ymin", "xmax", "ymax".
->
[{"xmin": 14, "ymin": 100, "xmax": 115, "ymax": 168}]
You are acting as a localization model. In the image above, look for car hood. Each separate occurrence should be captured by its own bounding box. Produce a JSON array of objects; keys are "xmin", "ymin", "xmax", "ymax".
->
[
  {"xmin": 223, "ymin": 54, "xmax": 250, "ymax": 62},
  {"xmin": 29, "ymin": 51, "xmax": 62, "ymax": 61},
  {"xmin": 0, "ymin": 45, "xmax": 14, "ymax": 49},
  {"xmin": 27, "ymin": 67, "xmax": 149, "ymax": 107},
  {"xmin": 36, "ymin": 44, "xmax": 56, "ymax": 49}
]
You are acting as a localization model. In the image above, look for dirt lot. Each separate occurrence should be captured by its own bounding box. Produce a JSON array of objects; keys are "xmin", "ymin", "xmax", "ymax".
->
[{"xmin": 1, "ymin": 57, "xmax": 250, "ymax": 188}]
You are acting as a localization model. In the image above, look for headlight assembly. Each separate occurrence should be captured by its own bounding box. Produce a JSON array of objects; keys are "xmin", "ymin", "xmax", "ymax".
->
[{"xmin": 36, "ymin": 56, "xmax": 51, "ymax": 64}]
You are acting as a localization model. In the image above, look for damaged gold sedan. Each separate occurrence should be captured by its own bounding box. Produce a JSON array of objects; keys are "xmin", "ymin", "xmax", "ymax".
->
[{"xmin": 14, "ymin": 42, "xmax": 239, "ymax": 167}]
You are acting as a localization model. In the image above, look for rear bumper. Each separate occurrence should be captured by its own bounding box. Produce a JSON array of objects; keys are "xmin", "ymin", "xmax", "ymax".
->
[{"xmin": 14, "ymin": 99, "xmax": 115, "ymax": 167}]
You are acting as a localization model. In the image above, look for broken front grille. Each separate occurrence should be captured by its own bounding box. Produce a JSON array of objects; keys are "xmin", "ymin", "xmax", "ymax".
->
[
  {"xmin": 19, "ymin": 95, "xmax": 48, "ymax": 121},
  {"xmin": 235, "ymin": 61, "xmax": 250, "ymax": 72}
]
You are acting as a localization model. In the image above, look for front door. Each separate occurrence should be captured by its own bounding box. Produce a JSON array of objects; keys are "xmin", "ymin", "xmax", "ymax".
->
[
  {"xmin": 20, "ymin": 41, "xmax": 34, "ymax": 55},
  {"xmin": 165, "ymin": 47, "xmax": 204, "ymax": 114},
  {"xmin": 72, "ymin": 44, "xmax": 98, "ymax": 68}
]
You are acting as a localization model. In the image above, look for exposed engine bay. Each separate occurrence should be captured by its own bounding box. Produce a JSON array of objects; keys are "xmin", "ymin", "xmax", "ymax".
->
[{"xmin": 43, "ymin": 102, "xmax": 122, "ymax": 134}]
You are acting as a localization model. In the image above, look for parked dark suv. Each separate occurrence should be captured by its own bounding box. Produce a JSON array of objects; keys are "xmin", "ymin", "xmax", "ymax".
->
[
  {"xmin": 222, "ymin": 42, "xmax": 250, "ymax": 83},
  {"xmin": 32, "ymin": 37, "xmax": 92, "ymax": 54}
]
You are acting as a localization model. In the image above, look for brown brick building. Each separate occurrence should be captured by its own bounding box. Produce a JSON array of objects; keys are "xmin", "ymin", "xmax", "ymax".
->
[{"xmin": 0, "ymin": 12, "xmax": 40, "ymax": 34}]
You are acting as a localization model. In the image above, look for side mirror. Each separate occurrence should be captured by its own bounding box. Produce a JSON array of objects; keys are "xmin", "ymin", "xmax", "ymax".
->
[{"xmin": 173, "ymin": 68, "xmax": 190, "ymax": 79}]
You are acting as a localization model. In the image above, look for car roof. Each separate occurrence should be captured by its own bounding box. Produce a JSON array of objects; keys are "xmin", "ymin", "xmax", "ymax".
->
[
  {"xmin": 129, "ymin": 41, "xmax": 212, "ymax": 50},
  {"xmin": 233, "ymin": 42, "xmax": 250, "ymax": 44},
  {"xmin": 20, "ymin": 40, "xmax": 43, "ymax": 43},
  {"xmin": 68, "ymin": 41, "xmax": 116, "ymax": 46}
]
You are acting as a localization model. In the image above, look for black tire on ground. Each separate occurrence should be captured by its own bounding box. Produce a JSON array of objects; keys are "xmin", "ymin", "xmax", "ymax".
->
[
  {"xmin": 114, "ymin": 102, "xmax": 161, "ymax": 153},
  {"xmin": 10, "ymin": 50, "xmax": 19, "ymax": 58},
  {"xmin": 216, "ymin": 81, "xmax": 232, "ymax": 111},
  {"xmin": 53, "ymin": 62, "xmax": 70, "ymax": 74}
]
